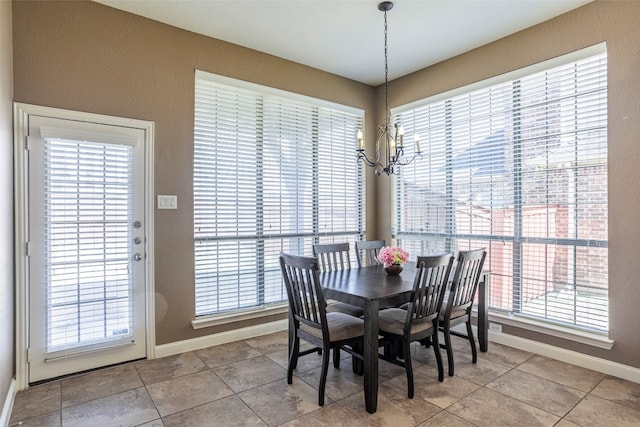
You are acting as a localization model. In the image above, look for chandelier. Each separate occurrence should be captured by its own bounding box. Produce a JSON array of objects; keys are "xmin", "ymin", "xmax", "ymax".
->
[{"xmin": 356, "ymin": 1, "xmax": 422, "ymax": 176}]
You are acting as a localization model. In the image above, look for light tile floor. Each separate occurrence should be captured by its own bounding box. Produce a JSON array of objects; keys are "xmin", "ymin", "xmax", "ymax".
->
[{"xmin": 9, "ymin": 331, "xmax": 640, "ymax": 426}]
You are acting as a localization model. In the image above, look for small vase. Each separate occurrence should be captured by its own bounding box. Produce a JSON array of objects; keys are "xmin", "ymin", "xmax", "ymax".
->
[{"xmin": 384, "ymin": 264, "xmax": 403, "ymax": 276}]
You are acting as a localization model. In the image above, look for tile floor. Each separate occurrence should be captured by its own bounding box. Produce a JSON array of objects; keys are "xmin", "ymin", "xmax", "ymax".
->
[{"xmin": 9, "ymin": 331, "xmax": 640, "ymax": 426}]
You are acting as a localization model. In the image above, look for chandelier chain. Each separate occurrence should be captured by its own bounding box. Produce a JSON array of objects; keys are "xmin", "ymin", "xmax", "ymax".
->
[
  {"xmin": 384, "ymin": 7, "xmax": 389, "ymax": 124},
  {"xmin": 356, "ymin": 1, "xmax": 422, "ymax": 175}
]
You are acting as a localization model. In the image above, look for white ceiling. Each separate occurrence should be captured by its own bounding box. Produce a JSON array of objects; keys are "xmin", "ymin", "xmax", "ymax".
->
[{"xmin": 95, "ymin": 0, "xmax": 592, "ymax": 86}]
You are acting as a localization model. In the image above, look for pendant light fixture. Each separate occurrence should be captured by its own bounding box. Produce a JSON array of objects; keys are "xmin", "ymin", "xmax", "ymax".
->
[{"xmin": 356, "ymin": 1, "xmax": 422, "ymax": 175}]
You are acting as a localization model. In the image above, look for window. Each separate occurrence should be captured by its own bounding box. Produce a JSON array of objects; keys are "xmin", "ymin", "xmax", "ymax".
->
[
  {"xmin": 43, "ymin": 134, "xmax": 134, "ymax": 351},
  {"xmin": 394, "ymin": 45, "xmax": 608, "ymax": 333},
  {"xmin": 193, "ymin": 71, "xmax": 364, "ymax": 317}
]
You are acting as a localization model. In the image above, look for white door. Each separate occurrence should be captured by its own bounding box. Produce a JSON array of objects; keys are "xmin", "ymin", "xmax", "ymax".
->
[{"xmin": 26, "ymin": 115, "xmax": 147, "ymax": 383}]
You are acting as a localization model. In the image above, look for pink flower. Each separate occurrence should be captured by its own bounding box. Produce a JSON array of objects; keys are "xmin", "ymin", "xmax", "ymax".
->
[{"xmin": 378, "ymin": 246, "xmax": 410, "ymax": 267}]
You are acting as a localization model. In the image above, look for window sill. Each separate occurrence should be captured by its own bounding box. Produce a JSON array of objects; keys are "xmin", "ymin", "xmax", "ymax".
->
[
  {"xmin": 192, "ymin": 304, "xmax": 289, "ymax": 330},
  {"xmin": 489, "ymin": 311, "xmax": 614, "ymax": 350}
]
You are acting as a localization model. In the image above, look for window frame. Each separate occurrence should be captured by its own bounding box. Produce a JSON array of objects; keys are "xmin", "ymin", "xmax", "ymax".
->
[
  {"xmin": 392, "ymin": 43, "xmax": 609, "ymax": 337},
  {"xmin": 193, "ymin": 71, "xmax": 365, "ymax": 322}
]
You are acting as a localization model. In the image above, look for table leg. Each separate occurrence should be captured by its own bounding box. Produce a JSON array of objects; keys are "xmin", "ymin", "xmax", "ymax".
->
[
  {"xmin": 478, "ymin": 273, "xmax": 489, "ymax": 352},
  {"xmin": 363, "ymin": 299, "xmax": 379, "ymax": 414}
]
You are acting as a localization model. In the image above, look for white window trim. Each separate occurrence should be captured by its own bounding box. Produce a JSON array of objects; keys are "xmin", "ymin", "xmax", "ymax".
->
[
  {"xmin": 13, "ymin": 103, "xmax": 156, "ymax": 390},
  {"xmin": 489, "ymin": 311, "xmax": 614, "ymax": 350},
  {"xmin": 196, "ymin": 70, "xmax": 364, "ymax": 116},
  {"xmin": 191, "ymin": 304, "xmax": 289, "ymax": 329}
]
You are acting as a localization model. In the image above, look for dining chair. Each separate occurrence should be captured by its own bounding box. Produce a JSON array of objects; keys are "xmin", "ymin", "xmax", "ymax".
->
[
  {"xmin": 312, "ymin": 242, "xmax": 352, "ymax": 271},
  {"xmin": 312, "ymin": 242, "xmax": 364, "ymax": 317},
  {"xmin": 355, "ymin": 240, "xmax": 386, "ymax": 267},
  {"xmin": 439, "ymin": 248, "xmax": 487, "ymax": 376},
  {"xmin": 377, "ymin": 253, "xmax": 454, "ymax": 398},
  {"xmin": 279, "ymin": 253, "xmax": 364, "ymax": 406}
]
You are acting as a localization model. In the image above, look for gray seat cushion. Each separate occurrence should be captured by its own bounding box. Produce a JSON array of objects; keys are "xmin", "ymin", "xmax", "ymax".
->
[
  {"xmin": 378, "ymin": 308, "xmax": 434, "ymax": 336},
  {"xmin": 300, "ymin": 312, "xmax": 364, "ymax": 342},
  {"xmin": 438, "ymin": 298, "xmax": 468, "ymax": 321},
  {"xmin": 399, "ymin": 296, "xmax": 467, "ymax": 321}
]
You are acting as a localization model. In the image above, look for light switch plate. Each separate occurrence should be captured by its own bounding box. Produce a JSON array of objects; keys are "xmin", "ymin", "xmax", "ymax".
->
[{"xmin": 157, "ymin": 195, "xmax": 178, "ymax": 210}]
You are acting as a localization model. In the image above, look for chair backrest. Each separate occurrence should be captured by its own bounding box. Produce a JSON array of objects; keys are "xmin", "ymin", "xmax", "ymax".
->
[
  {"xmin": 355, "ymin": 240, "xmax": 385, "ymax": 267},
  {"xmin": 404, "ymin": 254, "xmax": 455, "ymax": 330},
  {"xmin": 312, "ymin": 242, "xmax": 351, "ymax": 272},
  {"xmin": 444, "ymin": 248, "xmax": 487, "ymax": 317},
  {"xmin": 279, "ymin": 253, "xmax": 328, "ymax": 335}
]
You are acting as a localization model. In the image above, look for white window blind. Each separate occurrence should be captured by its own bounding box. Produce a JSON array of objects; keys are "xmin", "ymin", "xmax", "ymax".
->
[
  {"xmin": 44, "ymin": 136, "xmax": 134, "ymax": 352},
  {"xmin": 194, "ymin": 71, "xmax": 364, "ymax": 317},
  {"xmin": 394, "ymin": 46, "xmax": 608, "ymax": 333}
]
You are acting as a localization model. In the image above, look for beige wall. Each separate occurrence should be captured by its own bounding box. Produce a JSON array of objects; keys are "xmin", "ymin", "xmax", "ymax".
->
[
  {"xmin": 11, "ymin": 0, "xmax": 376, "ymax": 345},
  {"xmin": 378, "ymin": 0, "xmax": 640, "ymax": 367},
  {"xmin": 1, "ymin": 0, "xmax": 14, "ymax": 408},
  {"xmin": 11, "ymin": 0, "xmax": 640, "ymax": 369}
]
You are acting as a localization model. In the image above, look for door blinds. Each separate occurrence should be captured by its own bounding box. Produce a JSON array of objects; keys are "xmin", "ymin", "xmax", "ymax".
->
[
  {"xmin": 194, "ymin": 71, "xmax": 364, "ymax": 317},
  {"xmin": 42, "ymin": 133, "xmax": 134, "ymax": 352},
  {"xmin": 394, "ymin": 47, "xmax": 608, "ymax": 333}
]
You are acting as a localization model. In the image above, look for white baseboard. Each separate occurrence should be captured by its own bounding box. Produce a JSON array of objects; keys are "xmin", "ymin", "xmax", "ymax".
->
[
  {"xmin": 154, "ymin": 320, "xmax": 640, "ymax": 385},
  {"xmin": 155, "ymin": 319, "xmax": 288, "ymax": 358},
  {"xmin": 1, "ymin": 379, "xmax": 17, "ymax": 427},
  {"xmin": 489, "ymin": 330, "xmax": 640, "ymax": 384}
]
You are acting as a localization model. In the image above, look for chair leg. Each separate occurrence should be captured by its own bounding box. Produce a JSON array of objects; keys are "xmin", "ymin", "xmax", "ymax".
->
[
  {"xmin": 356, "ymin": 343, "xmax": 364, "ymax": 376},
  {"xmin": 404, "ymin": 338, "xmax": 414, "ymax": 399},
  {"xmin": 351, "ymin": 343, "xmax": 362, "ymax": 375},
  {"xmin": 383, "ymin": 341, "xmax": 393, "ymax": 359},
  {"xmin": 396, "ymin": 339, "xmax": 405, "ymax": 360},
  {"xmin": 443, "ymin": 323, "xmax": 455, "ymax": 376},
  {"xmin": 319, "ymin": 345, "xmax": 330, "ymax": 406},
  {"xmin": 288, "ymin": 337, "xmax": 299, "ymax": 384},
  {"xmin": 381, "ymin": 333, "xmax": 396, "ymax": 359},
  {"xmin": 333, "ymin": 346, "xmax": 341, "ymax": 369},
  {"xmin": 466, "ymin": 319, "xmax": 477, "ymax": 363},
  {"xmin": 432, "ymin": 330, "xmax": 444, "ymax": 382},
  {"xmin": 419, "ymin": 337, "xmax": 432, "ymax": 348}
]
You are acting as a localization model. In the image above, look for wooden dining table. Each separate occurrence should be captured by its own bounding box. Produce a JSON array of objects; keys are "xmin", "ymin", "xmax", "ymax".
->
[{"xmin": 320, "ymin": 262, "xmax": 489, "ymax": 414}]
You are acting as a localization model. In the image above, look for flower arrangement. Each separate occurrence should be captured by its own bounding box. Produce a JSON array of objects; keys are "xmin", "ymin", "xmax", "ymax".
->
[{"xmin": 378, "ymin": 246, "xmax": 410, "ymax": 267}]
